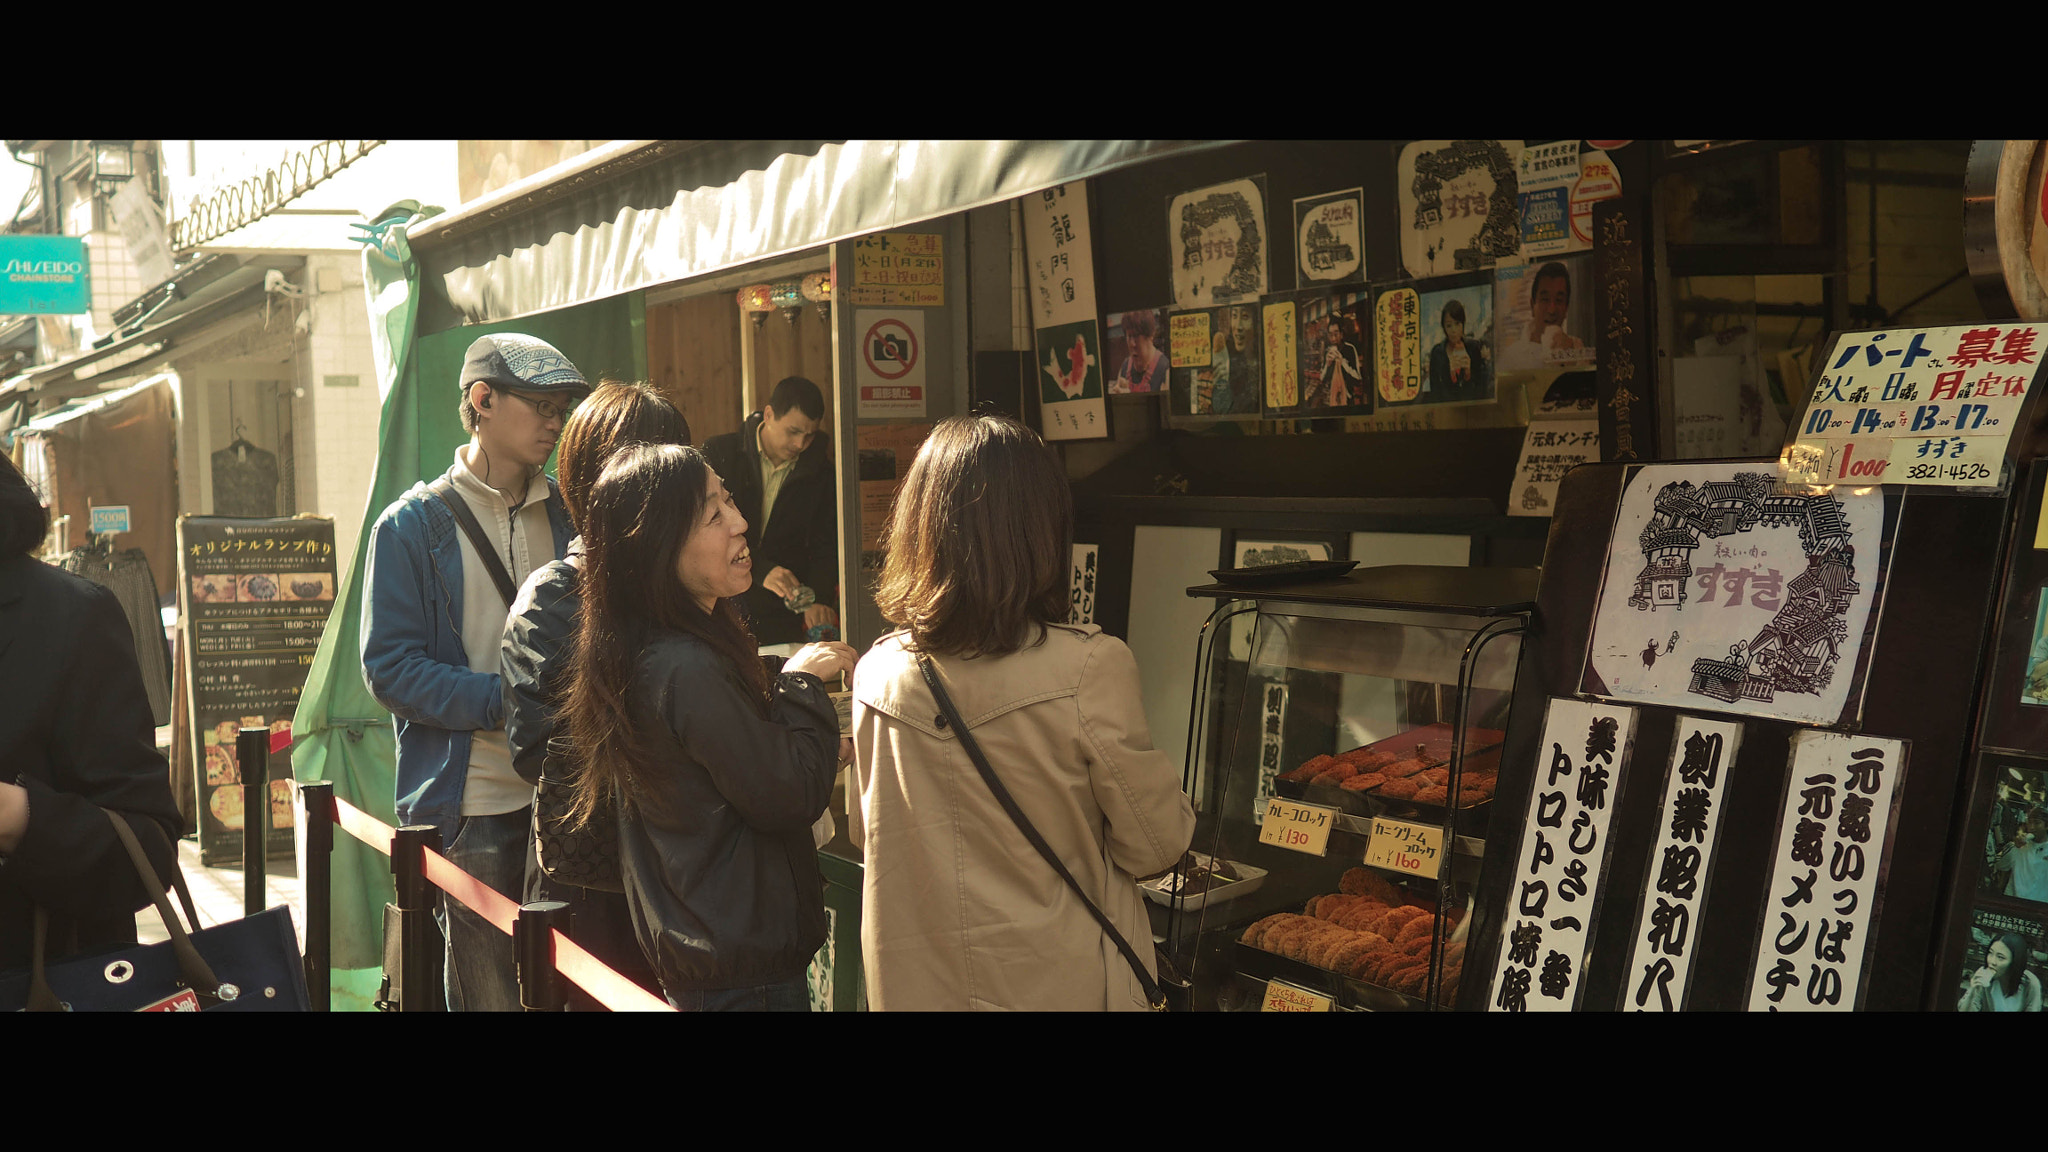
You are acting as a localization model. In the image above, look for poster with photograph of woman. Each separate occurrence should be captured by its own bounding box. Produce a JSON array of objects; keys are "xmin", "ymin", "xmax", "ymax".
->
[
  {"xmin": 1495, "ymin": 255, "xmax": 1596, "ymax": 373},
  {"xmin": 1957, "ymin": 904, "xmax": 2048, "ymax": 1012},
  {"xmin": 1104, "ymin": 309, "xmax": 1169, "ymax": 394},
  {"xmin": 1981, "ymin": 757, "xmax": 2048, "ymax": 902},
  {"xmin": 1400, "ymin": 274, "xmax": 1496, "ymax": 408},
  {"xmin": 1168, "ymin": 303, "xmax": 1263, "ymax": 419}
]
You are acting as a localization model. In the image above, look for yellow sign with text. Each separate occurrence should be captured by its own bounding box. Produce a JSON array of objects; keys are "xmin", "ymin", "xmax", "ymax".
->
[
  {"xmin": 1170, "ymin": 312, "xmax": 1211, "ymax": 368},
  {"xmin": 1261, "ymin": 979, "xmax": 1333, "ymax": 1012},
  {"xmin": 1362, "ymin": 816, "xmax": 1443, "ymax": 879},
  {"xmin": 1258, "ymin": 797, "xmax": 1335, "ymax": 856}
]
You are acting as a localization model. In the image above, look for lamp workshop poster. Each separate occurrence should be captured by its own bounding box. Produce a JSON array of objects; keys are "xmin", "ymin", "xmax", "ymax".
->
[
  {"xmin": 1579, "ymin": 464, "xmax": 1896, "ymax": 728},
  {"xmin": 177, "ymin": 515, "xmax": 338, "ymax": 864}
]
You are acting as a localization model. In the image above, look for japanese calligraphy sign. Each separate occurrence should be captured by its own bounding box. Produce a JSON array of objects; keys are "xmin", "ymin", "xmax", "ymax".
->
[
  {"xmin": 178, "ymin": 515, "xmax": 338, "ymax": 866},
  {"xmin": 1397, "ymin": 140, "xmax": 1523, "ymax": 279},
  {"xmin": 847, "ymin": 231, "xmax": 943, "ymax": 307},
  {"xmin": 1169, "ymin": 311, "xmax": 1210, "ymax": 368},
  {"xmin": 1262, "ymin": 298, "xmax": 1297, "ymax": 410},
  {"xmin": 1623, "ymin": 716, "xmax": 1743, "ymax": 1011},
  {"xmin": 1253, "ymin": 681, "xmax": 1288, "ymax": 822},
  {"xmin": 1593, "ymin": 199, "xmax": 1655, "ymax": 462},
  {"xmin": 1069, "ymin": 543, "xmax": 1099, "ymax": 626},
  {"xmin": 1780, "ymin": 323, "xmax": 2045, "ymax": 494},
  {"xmin": 1258, "ymin": 797, "xmax": 1336, "ymax": 856},
  {"xmin": 1373, "ymin": 286, "xmax": 1421, "ymax": 404},
  {"xmin": 1581, "ymin": 463, "xmax": 1893, "ymax": 728},
  {"xmin": 1020, "ymin": 184, "xmax": 1097, "ymax": 328},
  {"xmin": 854, "ymin": 310, "xmax": 927, "ymax": 418},
  {"xmin": 1168, "ymin": 176, "xmax": 1270, "ymax": 309},
  {"xmin": 1489, "ymin": 697, "xmax": 1636, "ymax": 1012},
  {"xmin": 1292, "ymin": 187, "xmax": 1365, "ymax": 288},
  {"xmin": 1364, "ymin": 816, "xmax": 1444, "ymax": 880},
  {"xmin": 1261, "ymin": 979, "xmax": 1334, "ymax": 1012},
  {"xmin": 1506, "ymin": 417, "xmax": 1599, "ymax": 517},
  {"xmin": 1745, "ymin": 731, "xmax": 1908, "ymax": 1011}
]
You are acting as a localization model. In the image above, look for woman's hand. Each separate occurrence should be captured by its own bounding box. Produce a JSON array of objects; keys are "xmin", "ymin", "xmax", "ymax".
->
[
  {"xmin": 0, "ymin": 781, "xmax": 25, "ymax": 855},
  {"xmin": 838, "ymin": 737, "xmax": 855, "ymax": 767},
  {"xmin": 1974, "ymin": 967, "xmax": 1997, "ymax": 989},
  {"xmin": 785, "ymin": 640, "xmax": 857, "ymax": 683}
]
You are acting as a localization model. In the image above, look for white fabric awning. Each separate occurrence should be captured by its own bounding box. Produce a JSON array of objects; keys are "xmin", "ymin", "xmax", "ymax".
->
[{"xmin": 406, "ymin": 139, "xmax": 1235, "ymax": 332}]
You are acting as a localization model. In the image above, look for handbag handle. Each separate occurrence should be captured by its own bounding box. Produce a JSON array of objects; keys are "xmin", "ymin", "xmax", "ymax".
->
[
  {"xmin": 26, "ymin": 809, "xmax": 228, "ymax": 1011},
  {"xmin": 916, "ymin": 653, "xmax": 1167, "ymax": 1010}
]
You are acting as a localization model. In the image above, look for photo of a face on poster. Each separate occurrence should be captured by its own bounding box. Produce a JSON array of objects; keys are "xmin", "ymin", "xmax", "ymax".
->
[
  {"xmin": 1168, "ymin": 303, "xmax": 1262, "ymax": 419},
  {"xmin": 1981, "ymin": 760, "xmax": 2048, "ymax": 902},
  {"xmin": 1957, "ymin": 904, "xmax": 2048, "ymax": 1012},
  {"xmin": 1105, "ymin": 309, "xmax": 1169, "ymax": 394},
  {"xmin": 1405, "ymin": 278, "xmax": 1495, "ymax": 408},
  {"xmin": 1495, "ymin": 255, "xmax": 1596, "ymax": 373}
]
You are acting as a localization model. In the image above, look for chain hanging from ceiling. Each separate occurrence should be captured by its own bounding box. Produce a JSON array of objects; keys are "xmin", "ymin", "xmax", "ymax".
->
[{"xmin": 170, "ymin": 140, "xmax": 385, "ymax": 252}]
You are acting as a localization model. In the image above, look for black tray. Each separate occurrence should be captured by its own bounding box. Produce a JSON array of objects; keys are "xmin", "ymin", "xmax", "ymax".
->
[
  {"xmin": 1274, "ymin": 776, "xmax": 1382, "ymax": 818},
  {"xmin": 1232, "ymin": 941, "xmax": 1432, "ymax": 1011},
  {"xmin": 1207, "ymin": 559, "xmax": 1358, "ymax": 587}
]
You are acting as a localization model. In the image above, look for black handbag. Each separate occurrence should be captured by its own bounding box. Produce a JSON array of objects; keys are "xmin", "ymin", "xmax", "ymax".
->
[
  {"xmin": 533, "ymin": 737, "xmax": 623, "ymax": 892},
  {"xmin": 0, "ymin": 808, "xmax": 310, "ymax": 1012},
  {"xmin": 917, "ymin": 653, "xmax": 1190, "ymax": 1011}
]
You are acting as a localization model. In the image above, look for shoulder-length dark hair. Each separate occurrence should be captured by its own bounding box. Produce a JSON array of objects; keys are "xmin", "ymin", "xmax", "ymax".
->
[
  {"xmin": 874, "ymin": 415, "xmax": 1071, "ymax": 658},
  {"xmin": 560, "ymin": 443, "xmax": 767, "ymax": 828},
  {"xmin": 1996, "ymin": 932, "xmax": 2033, "ymax": 999},
  {"xmin": 556, "ymin": 379, "xmax": 690, "ymax": 531},
  {"xmin": 0, "ymin": 450, "xmax": 49, "ymax": 560}
]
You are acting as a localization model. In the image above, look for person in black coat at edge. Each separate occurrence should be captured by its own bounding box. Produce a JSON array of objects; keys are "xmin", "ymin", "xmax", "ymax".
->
[
  {"xmin": 500, "ymin": 379, "xmax": 686, "ymax": 1003},
  {"xmin": 0, "ymin": 451, "xmax": 183, "ymax": 975},
  {"xmin": 701, "ymin": 376, "xmax": 839, "ymax": 646}
]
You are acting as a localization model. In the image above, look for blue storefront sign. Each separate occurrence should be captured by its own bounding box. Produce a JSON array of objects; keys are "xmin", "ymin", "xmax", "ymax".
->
[{"xmin": 0, "ymin": 235, "xmax": 92, "ymax": 314}]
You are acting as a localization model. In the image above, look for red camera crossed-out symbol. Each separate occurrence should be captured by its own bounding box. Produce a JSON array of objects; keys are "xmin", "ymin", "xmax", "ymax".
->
[{"xmin": 862, "ymin": 318, "xmax": 919, "ymax": 380}]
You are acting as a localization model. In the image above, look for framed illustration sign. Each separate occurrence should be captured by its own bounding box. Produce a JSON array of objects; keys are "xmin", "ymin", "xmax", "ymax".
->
[
  {"xmin": 1169, "ymin": 176, "xmax": 1270, "ymax": 309},
  {"xmin": 1292, "ymin": 187, "xmax": 1365, "ymax": 288}
]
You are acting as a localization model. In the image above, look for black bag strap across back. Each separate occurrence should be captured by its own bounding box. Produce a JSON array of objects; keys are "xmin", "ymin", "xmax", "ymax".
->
[
  {"xmin": 428, "ymin": 477, "xmax": 518, "ymax": 607},
  {"xmin": 916, "ymin": 653, "xmax": 1166, "ymax": 1010}
]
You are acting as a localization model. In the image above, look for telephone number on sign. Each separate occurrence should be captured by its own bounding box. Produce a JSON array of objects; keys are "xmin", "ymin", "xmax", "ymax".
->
[{"xmin": 1906, "ymin": 461, "xmax": 1991, "ymax": 481}]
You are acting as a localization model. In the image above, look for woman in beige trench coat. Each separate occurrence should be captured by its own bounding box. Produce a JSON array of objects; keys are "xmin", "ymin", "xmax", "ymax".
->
[{"xmin": 849, "ymin": 416, "xmax": 1196, "ymax": 1011}]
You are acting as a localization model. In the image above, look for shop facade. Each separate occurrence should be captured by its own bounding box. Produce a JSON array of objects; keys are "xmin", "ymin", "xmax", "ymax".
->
[{"xmin": 290, "ymin": 138, "xmax": 2048, "ymax": 1011}]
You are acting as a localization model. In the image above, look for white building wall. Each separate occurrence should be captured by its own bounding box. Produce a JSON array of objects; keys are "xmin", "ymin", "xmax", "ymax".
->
[{"xmin": 300, "ymin": 252, "xmax": 383, "ymax": 578}]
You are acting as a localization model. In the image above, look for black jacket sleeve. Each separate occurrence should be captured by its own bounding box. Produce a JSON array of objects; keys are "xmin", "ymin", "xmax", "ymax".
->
[
  {"xmin": 9, "ymin": 582, "xmax": 180, "ymax": 920},
  {"xmin": 660, "ymin": 654, "xmax": 838, "ymax": 833},
  {"xmin": 502, "ymin": 561, "xmax": 580, "ymax": 786}
]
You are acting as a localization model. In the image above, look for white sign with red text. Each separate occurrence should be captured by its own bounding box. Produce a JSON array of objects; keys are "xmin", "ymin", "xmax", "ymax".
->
[{"xmin": 855, "ymin": 309, "xmax": 927, "ymax": 417}]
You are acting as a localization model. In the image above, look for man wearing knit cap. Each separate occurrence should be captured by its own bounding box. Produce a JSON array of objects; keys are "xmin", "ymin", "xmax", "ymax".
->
[{"xmin": 361, "ymin": 333, "xmax": 589, "ymax": 1011}]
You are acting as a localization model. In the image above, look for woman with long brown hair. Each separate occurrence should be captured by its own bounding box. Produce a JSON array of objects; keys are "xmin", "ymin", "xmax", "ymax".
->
[
  {"xmin": 560, "ymin": 443, "xmax": 852, "ymax": 1011},
  {"xmin": 848, "ymin": 415, "xmax": 1194, "ymax": 1010}
]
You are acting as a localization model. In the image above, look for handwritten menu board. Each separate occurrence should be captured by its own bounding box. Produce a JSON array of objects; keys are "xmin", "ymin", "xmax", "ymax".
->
[{"xmin": 1622, "ymin": 715, "xmax": 1743, "ymax": 1011}]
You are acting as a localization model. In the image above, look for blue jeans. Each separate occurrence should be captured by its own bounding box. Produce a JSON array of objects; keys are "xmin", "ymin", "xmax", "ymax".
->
[
  {"xmin": 437, "ymin": 808, "xmax": 530, "ymax": 1012},
  {"xmin": 666, "ymin": 979, "xmax": 811, "ymax": 1012}
]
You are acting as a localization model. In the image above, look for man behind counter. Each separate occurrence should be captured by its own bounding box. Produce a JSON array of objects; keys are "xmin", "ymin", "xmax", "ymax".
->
[{"xmin": 703, "ymin": 376, "xmax": 839, "ymax": 646}]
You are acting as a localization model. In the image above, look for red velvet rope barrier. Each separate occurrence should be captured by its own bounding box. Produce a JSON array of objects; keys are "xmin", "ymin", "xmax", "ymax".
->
[{"xmin": 327, "ymin": 792, "xmax": 672, "ymax": 1012}]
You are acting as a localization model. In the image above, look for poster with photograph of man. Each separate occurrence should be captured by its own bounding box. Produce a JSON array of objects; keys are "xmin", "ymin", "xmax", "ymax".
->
[
  {"xmin": 1957, "ymin": 903, "xmax": 2048, "ymax": 1012},
  {"xmin": 1982, "ymin": 757, "xmax": 2048, "ymax": 902},
  {"xmin": 1392, "ymin": 274, "xmax": 1495, "ymax": 408},
  {"xmin": 1495, "ymin": 255, "xmax": 1596, "ymax": 373},
  {"xmin": 1266, "ymin": 288, "xmax": 1369, "ymax": 417},
  {"xmin": 1168, "ymin": 303, "xmax": 1263, "ymax": 420},
  {"xmin": 1105, "ymin": 309, "xmax": 1169, "ymax": 394}
]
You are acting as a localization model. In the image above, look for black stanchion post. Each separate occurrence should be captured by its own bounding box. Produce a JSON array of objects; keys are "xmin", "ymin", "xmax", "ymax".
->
[
  {"xmin": 236, "ymin": 728, "xmax": 269, "ymax": 917},
  {"xmin": 515, "ymin": 901, "xmax": 573, "ymax": 1012},
  {"xmin": 391, "ymin": 825, "xmax": 443, "ymax": 1012},
  {"xmin": 300, "ymin": 781, "xmax": 333, "ymax": 1012}
]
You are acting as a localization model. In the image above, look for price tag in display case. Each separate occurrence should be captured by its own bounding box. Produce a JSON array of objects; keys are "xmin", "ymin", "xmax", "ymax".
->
[
  {"xmin": 1258, "ymin": 797, "xmax": 1336, "ymax": 856},
  {"xmin": 1363, "ymin": 816, "xmax": 1443, "ymax": 879},
  {"xmin": 1261, "ymin": 979, "xmax": 1334, "ymax": 1012}
]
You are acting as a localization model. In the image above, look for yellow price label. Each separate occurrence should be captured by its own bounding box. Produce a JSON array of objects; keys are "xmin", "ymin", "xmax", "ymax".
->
[
  {"xmin": 1258, "ymin": 797, "xmax": 1336, "ymax": 856},
  {"xmin": 1261, "ymin": 979, "xmax": 1333, "ymax": 1012},
  {"xmin": 1362, "ymin": 816, "xmax": 1443, "ymax": 879}
]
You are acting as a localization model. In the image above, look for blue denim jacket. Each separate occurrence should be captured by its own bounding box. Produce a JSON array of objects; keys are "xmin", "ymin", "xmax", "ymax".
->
[{"xmin": 360, "ymin": 471, "xmax": 574, "ymax": 841}]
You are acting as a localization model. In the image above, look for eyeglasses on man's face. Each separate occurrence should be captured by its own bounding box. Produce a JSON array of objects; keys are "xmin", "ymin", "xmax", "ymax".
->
[{"xmin": 496, "ymin": 388, "xmax": 576, "ymax": 423}]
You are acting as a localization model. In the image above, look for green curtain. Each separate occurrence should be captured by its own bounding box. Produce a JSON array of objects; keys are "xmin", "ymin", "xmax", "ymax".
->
[{"xmin": 291, "ymin": 205, "xmax": 646, "ymax": 990}]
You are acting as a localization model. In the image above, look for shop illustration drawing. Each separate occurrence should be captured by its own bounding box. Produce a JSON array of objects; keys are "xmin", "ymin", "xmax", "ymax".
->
[{"xmin": 1622, "ymin": 473, "xmax": 1860, "ymax": 708}]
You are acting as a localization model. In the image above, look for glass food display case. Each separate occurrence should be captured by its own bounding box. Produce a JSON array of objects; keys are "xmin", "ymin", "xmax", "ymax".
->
[{"xmin": 1154, "ymin": 565, "xmax": 1538, "ymax": 1011}]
